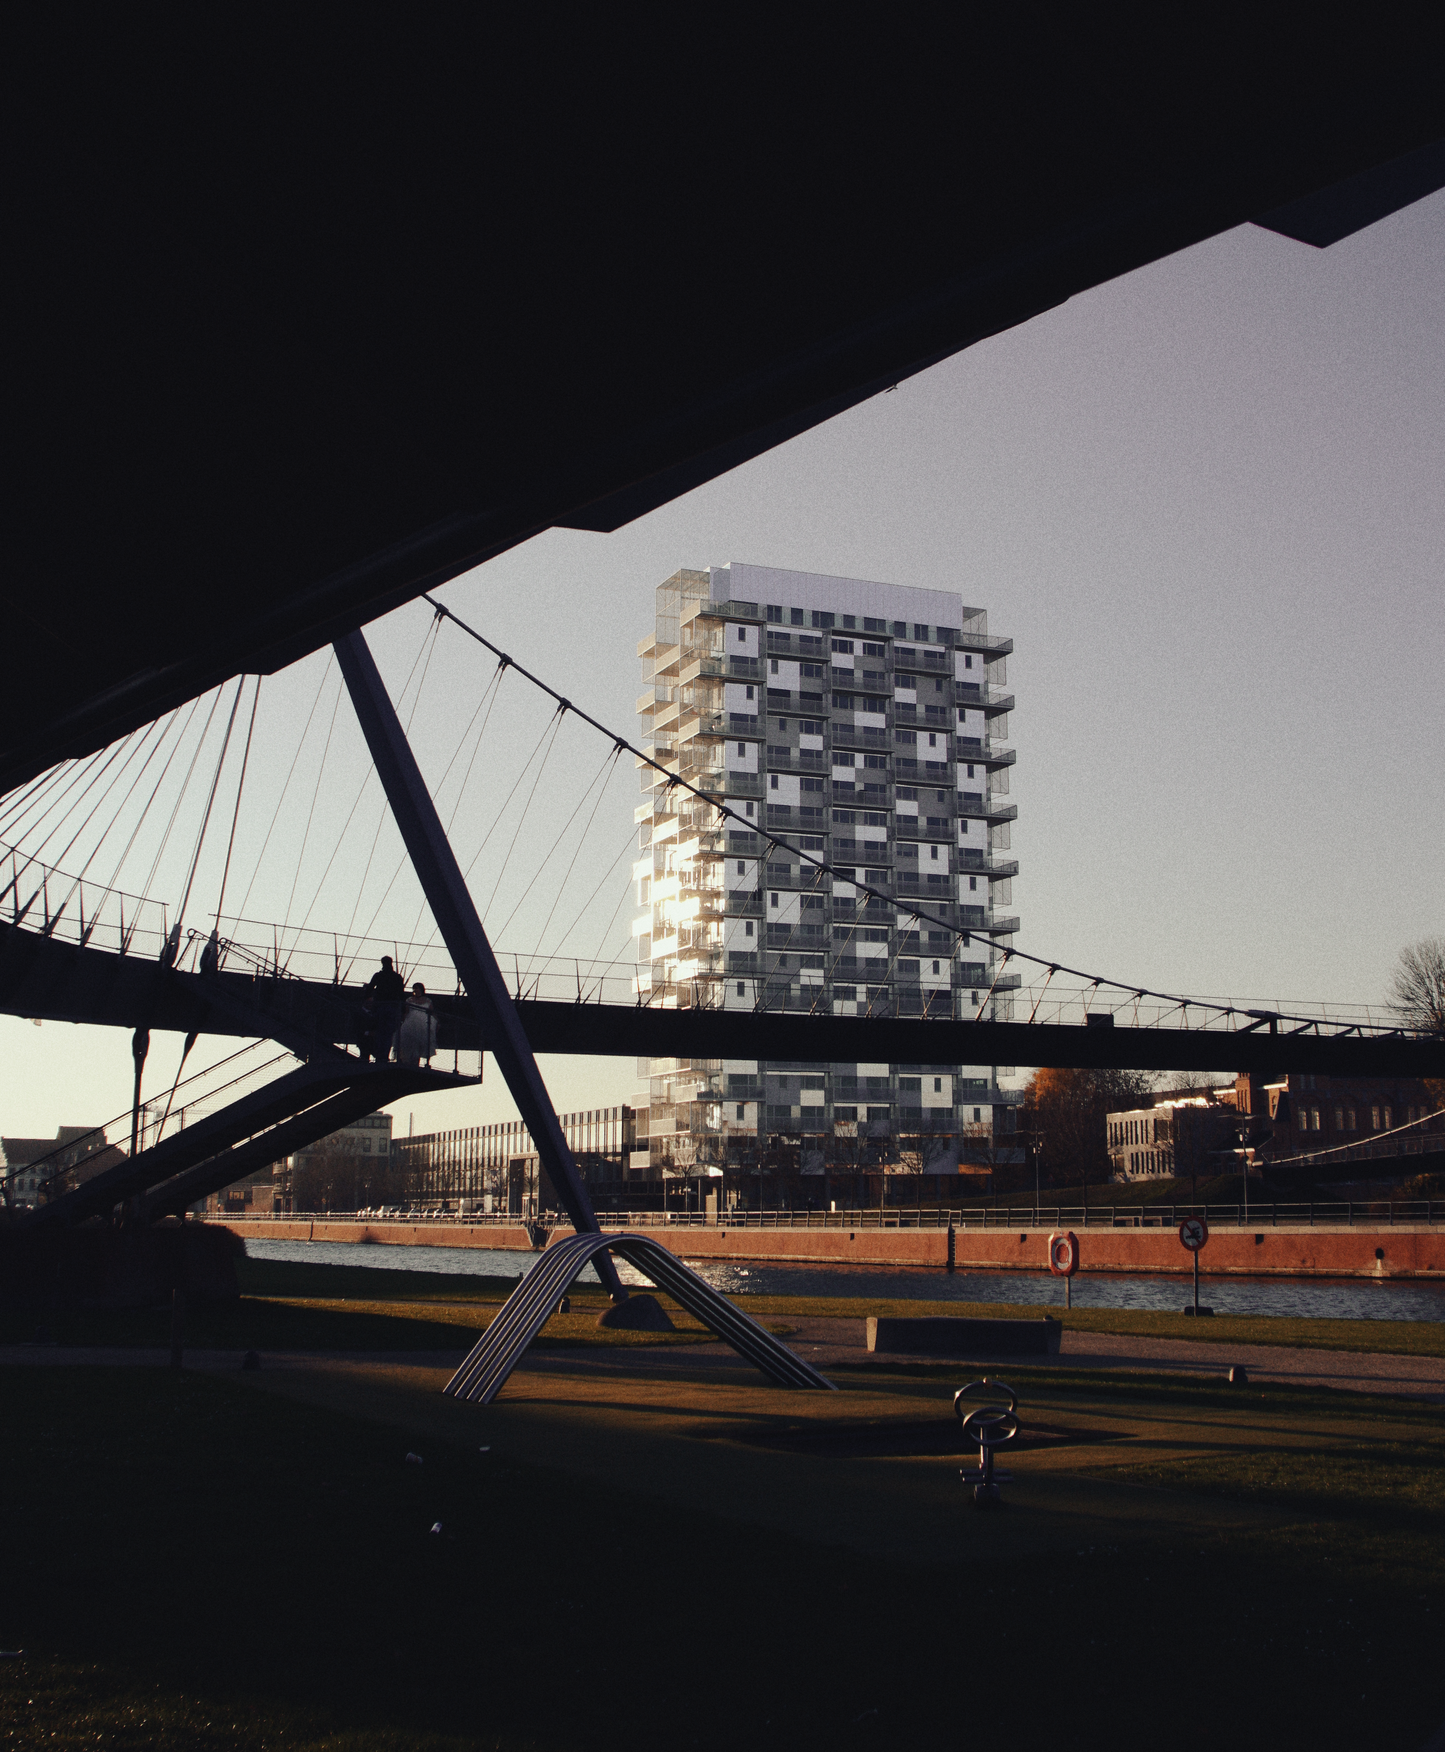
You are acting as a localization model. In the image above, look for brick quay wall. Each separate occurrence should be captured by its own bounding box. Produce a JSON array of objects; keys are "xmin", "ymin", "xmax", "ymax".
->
[{"xmin": 216, "ymin": 1218, "xmax": 1445, "ymax": 1279}]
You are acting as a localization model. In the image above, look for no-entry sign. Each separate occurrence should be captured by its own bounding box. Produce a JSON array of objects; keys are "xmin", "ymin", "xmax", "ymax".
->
[
  {"xmin": 1048, "ymin": 1231, "xmax": 1079, "ymax": 1277},
  {"xmin": 1179, "ymin": 1216, "xmax": 1209, "ymax": 1252}
]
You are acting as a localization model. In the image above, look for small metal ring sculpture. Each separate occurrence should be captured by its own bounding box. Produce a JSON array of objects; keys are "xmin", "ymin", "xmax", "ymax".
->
[{"xmin": 954, "ymin": 1378, "xmax": 1020, "ymax": 1509}]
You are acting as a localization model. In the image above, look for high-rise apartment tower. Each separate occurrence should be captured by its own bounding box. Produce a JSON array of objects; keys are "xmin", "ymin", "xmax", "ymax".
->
[{"xmin": 633, "ymin": 563, "xmax": 1022, "ymax": 1205}]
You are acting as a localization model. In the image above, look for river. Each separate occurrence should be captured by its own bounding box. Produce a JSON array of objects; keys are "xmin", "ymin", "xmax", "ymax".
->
[{"xmin": 244, "ymin": 1237, "xmax": 1445, "ymax": 1322}]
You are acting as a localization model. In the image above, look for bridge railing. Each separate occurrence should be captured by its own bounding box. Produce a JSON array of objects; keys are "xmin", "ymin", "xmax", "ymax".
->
[
  {"xmin": 4, "ymin": 1038, "xmax": 298, "ymax": 1204},
  {"xmin": 1, "ymin": 841, "xmax": 171, "ymax": 959},
  {"xmin": 3, "ymin": 844, "xmax": 1429, "ymax": 1040}
]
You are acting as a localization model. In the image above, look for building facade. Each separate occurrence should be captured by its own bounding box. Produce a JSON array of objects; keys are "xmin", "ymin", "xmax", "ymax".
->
[
  {"xmin": 391, "ymin": 1107, "xmax": 640, "ymax": 1215},
  {"xmin": 1108, "ymin": 1071, "xmax": 1442, "ymax": 1181},
  {"xmin": 1251, "ymin": 1073, "xmax": 1440, "ymax": 1156},
  {"xmin": 632, "ymin": 562, "xmax": 1023, "ymax": 1205},
  {"xmin": 1107, "ymin": 1099, "xmax": 1238, "ymax": 1181},
  {"xmin": 1, "ymin": 1125, "xmax": 122, "ymax": 1208}
]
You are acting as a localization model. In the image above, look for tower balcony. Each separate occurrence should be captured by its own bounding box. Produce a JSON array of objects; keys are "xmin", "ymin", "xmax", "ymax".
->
[{"xmin": 957, "ymin": 798, "xmax": 1017, "ymax": 825}]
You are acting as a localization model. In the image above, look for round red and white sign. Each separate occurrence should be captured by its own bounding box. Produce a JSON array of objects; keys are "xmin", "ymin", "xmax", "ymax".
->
[
  {"xmin": 1178, "ymin": 1216, "xmax": 1209, "ymax": 1252},
  {"xmin": 1048, "ymin": 1230, "xmax": 1079, "ymax": 1277}
]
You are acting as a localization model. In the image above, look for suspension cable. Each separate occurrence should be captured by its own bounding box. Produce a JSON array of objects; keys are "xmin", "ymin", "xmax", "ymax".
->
[
  {"xmin": 514, "ymin": 744, "xmax": 622, "ymax": 956},
  {"xmin": 176, "ymin": 676, "xmax": 247, "ymax": 935},
  {"xmin": 138, "ymin": 688, "xmax": 225, "ymax": 908},
  {"xmin": 423, "ymin": 590, "xmax": 1291, "ymax": 1031},
  {"xmin": 278, "ymin": 671, "xmax": 345, "ymax": 953},
  {"xmin": 214, "ymin": 676, "xmax": 261, "ymax": 925},
  {"xmin": 235, "ymin": 654, "xmax": 334, "ymax": 924}
]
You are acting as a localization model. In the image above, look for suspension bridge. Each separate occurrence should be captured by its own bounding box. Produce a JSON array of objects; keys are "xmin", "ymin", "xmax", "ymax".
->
[
  {"xmin": 3, "ymin": 601, "xmax": 1438, "ymax": 1232},
  {"xmin": 6, "ymin": 69, "xmax": 1442, "ymax": 1395}
]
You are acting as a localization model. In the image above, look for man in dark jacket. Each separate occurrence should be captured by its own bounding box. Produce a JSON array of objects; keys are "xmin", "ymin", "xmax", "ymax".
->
[{"xmin": 362, "ymin": 956, "xmax": 406, "ymax": 1063}]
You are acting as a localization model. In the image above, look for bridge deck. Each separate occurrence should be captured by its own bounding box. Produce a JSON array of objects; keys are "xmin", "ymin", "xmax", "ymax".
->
[{"xmin": 3, "ymin": 922, "xmax": 1440, "ymax": 1077}]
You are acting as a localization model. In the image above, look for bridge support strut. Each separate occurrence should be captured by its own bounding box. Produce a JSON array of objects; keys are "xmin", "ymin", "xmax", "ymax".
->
[{"xmin": 334, "ymin": 630, "xmax": 626, "ymax": 1299}]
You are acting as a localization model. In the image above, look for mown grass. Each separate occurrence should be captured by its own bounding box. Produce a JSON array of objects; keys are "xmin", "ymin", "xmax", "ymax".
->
[
  {"xmin": 5, "ymin": 1253, "xmax": 1438, "ymax": 1359},
  {"xmin": 3, "ymin": 1360, "xmax": 1444, "ymax": 1750},
  {"xmin": 232, "ymin": 1254, "xmax": 1445, "ymax": 1357},
  {"xmin": 0, "ymin": 1256, "xmax": 754, "ymax": 1353},
  {"xmin": 736, "ymin": 1292, "xmax": 1445, "ymax": 1357}
]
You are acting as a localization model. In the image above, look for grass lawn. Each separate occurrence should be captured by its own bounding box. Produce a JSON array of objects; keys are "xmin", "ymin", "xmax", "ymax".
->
[
  {"xmin": 231, "ymin": 1254, "xmax": 1445, "ymax": 1358},
  {"xmin": 8, "ymin": 1252, "xmax": 1439, "ymax": 1360},
  {"xmin": 735, "ymin": 1292, "xmax": 1445, "ymax": 1358},
  {"xmin": 3, "ymin": 1345, "xmax": 1444, "ymax": 1751}
]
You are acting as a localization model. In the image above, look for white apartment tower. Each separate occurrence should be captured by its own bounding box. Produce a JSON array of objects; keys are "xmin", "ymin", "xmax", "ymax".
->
[{"xmin": 633, "ymin": 563, "xmax": 1022, "ymax": 1205}]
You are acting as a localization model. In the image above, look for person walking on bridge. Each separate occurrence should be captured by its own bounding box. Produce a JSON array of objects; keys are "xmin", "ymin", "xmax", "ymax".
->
[{"xmin": 362, "ymin": 956, "xmax": 406, "ymax": 1063}]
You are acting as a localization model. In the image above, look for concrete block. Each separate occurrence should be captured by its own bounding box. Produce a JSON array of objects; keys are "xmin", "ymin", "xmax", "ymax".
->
[{"xmin": 865, "ymin": 1314, "xmax": 1061, "ymax": 1357}]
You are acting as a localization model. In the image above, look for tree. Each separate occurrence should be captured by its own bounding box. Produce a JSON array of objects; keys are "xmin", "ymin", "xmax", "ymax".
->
[
  {"xmin": 1018, "ymin": 1066, "xmax": 1156, "ymax": 1190},
  {"xmin": 290, "ymin": 1136, "xmax": 403, "ymax": 1212},
  {"xmin": 1390, "ymin": 937, "xmax": 1445, "ymax": 1038}
]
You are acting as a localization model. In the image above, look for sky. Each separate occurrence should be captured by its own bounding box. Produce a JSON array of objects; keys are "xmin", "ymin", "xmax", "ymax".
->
[{"xmin": 3, "ymin": 194, "xmax": 1442, "ymax": 1145}]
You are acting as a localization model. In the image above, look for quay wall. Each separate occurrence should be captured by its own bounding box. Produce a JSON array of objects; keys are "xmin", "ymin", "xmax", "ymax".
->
[{"xmin": 216, "ymin": 1218, "xmax": 1445, "ymax": 1279}]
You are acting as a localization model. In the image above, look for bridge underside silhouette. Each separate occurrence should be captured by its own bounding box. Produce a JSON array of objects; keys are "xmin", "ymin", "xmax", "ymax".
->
[{"xmin": 4, "ymin": 922, "xmax": 1440, "ymax": 1081}]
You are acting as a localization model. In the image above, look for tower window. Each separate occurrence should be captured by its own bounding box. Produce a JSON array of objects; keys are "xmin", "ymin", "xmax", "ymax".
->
[
  {"xmin": 737, "ymin": 626, "xmax": 747, "ymax": 641},
  {"xmin": 737, "ymin": 983, "xmax": 746, "ymax": 997},
  {"xmin": 790, "ymin": 608, "xmax": 804, "ymax": 625},
  {"xmin": 766, "ymin": 605, "xmax": 782, "ymax": 622},
  {"xmin": 737, "ymin": 743, "xmax": 745, "ymax": 756}
]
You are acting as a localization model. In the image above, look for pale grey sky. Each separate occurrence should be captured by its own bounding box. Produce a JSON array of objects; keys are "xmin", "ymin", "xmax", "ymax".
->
[{"xmin": 4, "ymin": 196, "xmax": 1441, "ymax": 1143}]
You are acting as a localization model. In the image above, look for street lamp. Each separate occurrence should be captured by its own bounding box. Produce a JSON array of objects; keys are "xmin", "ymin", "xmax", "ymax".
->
[{"xmin": 1034, "ymin": 1131, "xmax": 1045, "ymax": 1226}]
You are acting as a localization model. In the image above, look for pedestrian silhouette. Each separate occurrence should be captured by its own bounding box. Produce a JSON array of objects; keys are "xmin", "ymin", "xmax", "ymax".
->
[{"xmin": 362, "ymin": 956, "xmax": 406, "ymax": 1062}]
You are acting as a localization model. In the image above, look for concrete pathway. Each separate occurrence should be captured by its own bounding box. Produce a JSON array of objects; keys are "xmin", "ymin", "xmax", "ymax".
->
[{"xmin": 5, "ymin": 1318, "xmax": 1445, "ymax": 1401}]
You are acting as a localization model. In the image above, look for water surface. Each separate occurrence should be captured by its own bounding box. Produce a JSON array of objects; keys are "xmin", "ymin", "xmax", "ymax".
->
[{"xmin": 243, "ymin": 1237, "xmax": 1445, "ymax": 1322}]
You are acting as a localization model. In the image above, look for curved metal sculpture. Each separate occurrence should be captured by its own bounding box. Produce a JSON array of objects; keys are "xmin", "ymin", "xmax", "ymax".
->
[{"xmin": 444, "ymin": 1230, "xmax": 834, "ymax": 1404}]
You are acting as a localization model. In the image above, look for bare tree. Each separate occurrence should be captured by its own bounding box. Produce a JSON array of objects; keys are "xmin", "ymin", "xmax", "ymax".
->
[
  {"xmin": 1389, "ymin": 937, "xmax": 1445, "ymax": 1038},
  {"xmin": 291, "ymin": 1137, "xmax": 402, "ymax": 1212}
]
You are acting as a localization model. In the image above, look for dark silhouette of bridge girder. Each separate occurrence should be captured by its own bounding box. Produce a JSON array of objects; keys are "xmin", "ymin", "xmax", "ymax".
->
[
  {"xmin": 4, "ymin": 924, "xmax": 1440, "ymax": 1080},
  {"xmin": 332, "ymin": 629, "xmax": 624, "ymax": 1297},
  {"xmin": 7, "ymin": 18, "xmax": 1443, "ymax": 791}
]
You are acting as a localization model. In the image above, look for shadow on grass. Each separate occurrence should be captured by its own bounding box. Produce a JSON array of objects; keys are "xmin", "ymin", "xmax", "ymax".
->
[{"xmin": 3, "ymin": 1366, "xmax": 1445, "ymax": 1751}]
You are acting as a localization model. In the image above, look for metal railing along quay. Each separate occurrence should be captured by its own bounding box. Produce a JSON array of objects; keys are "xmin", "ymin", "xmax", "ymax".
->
[{"xmin": 210, "ymin": 1202, "xmax": 1445, "ymax": 1230}]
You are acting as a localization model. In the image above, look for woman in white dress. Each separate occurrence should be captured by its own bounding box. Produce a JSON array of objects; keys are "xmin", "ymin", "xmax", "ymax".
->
[{"xmin": 397, "ymin": 982, "xmax": 438, "ymax": 1068}]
